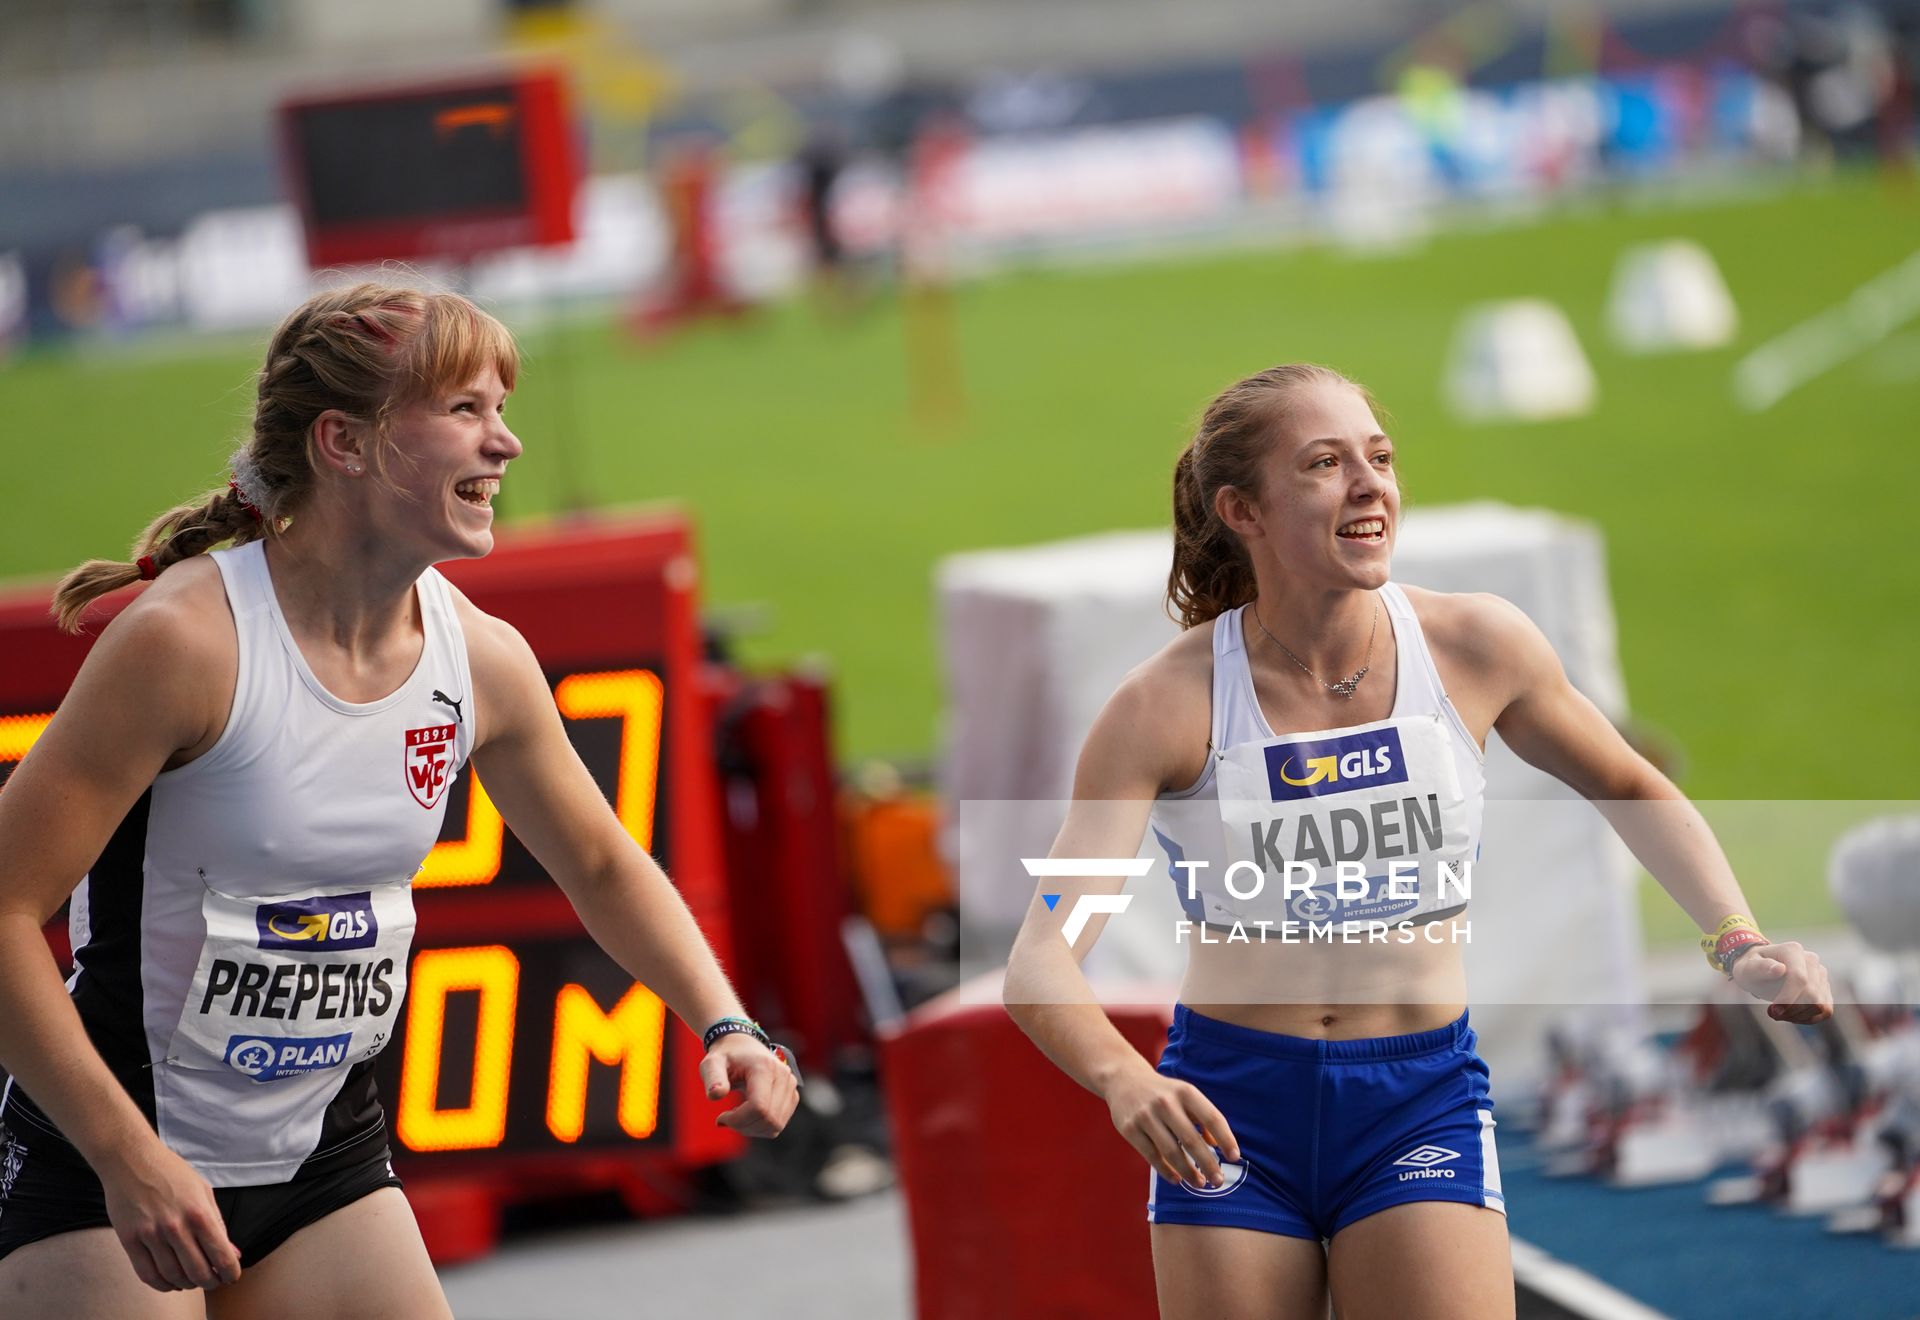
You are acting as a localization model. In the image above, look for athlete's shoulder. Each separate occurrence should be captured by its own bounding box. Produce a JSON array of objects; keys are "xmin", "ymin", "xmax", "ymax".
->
[
  {"xmin": 1078, "ymin": 614, "xmax": 1214, "ymax": 794},
  {"xmin": 1396, "ymin": 585, "xmax": 1554, "ymax": 683},
  {"xmin": 54, "ymin": 555, "xmax": 234, "ymax": 759},
  {"xmin": 1122, "ymin": 612, "xmax": 1215, "ymax": 719},
  {"xmin": 91, "ymin": 554, "xmax": 233, "ymax": 671},
  {"xmin": 441, "ymin": 580, "xmax": 546, "ymax": 740},
  {"xmin": 442, "ymin": 578, "xmax": 538, "ymax": 666}
]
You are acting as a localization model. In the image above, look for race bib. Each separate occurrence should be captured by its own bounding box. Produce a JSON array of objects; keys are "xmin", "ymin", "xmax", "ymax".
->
[
  {"xmin": 166, "ymin": 880, "xmax": 416, "ymax": 1083},
  {"xmin": 1207, "ymin": 714, "xmax": 1475, "ymax": 928}
]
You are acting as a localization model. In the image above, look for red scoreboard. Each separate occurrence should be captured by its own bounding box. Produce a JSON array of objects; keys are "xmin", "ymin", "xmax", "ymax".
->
[
  {"xmin": 278, "ymin": 67, "xmax": 581, "ymax": 268},
  {"xmin": 0, "ymin": 513, "xmax": 740, "ymax": 1255}
]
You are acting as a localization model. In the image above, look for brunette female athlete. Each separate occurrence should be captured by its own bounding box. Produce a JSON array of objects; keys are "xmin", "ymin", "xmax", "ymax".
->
[
  {"xmin": 0, "ymin": 284, "xmax": 798, "ymax": 1318},
  {"xmin": 1004, "ymin": 363, "xmax": 1832, "ymax": 1319}
]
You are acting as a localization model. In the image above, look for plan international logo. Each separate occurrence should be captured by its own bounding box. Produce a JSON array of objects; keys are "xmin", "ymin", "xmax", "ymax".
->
[{"xmin": 224, "ymin": 1031, "xmax": 354, "ymax": 1081}]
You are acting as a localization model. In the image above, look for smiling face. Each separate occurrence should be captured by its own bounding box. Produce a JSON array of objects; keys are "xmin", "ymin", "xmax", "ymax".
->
[
  {"xmin": 1222, "ymin": 379, "xmax": 1398, "ymax": 592},
  {"xmin": 371, "ymin": 365, "xmax": 522, "ymax": 563}
]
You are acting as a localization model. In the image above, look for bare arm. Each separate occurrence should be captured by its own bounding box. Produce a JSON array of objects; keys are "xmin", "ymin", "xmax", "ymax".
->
[
  {"xmin": 460, "ymin": 606, "xmax": 795, "ymax": 1134},
  {"xmin": 1479, "ymin": 594, "xmax": 1831, "ymax": 1022},
  {"xmin": 1003, "ymin": 667, "xmax": 1240, "ymax": 1186},
  {"xmin": 0, "ymin": 572, "xmax": 242, "ymax": 1289}
]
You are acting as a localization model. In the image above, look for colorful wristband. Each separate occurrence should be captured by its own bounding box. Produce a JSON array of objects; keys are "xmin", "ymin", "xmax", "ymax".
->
[
  {"xmin": 1699, "ymin": 916, "xmax": 1766, "ymax": 976},
  {"xmin": 1706, "ymin": 913, "xmax": 1760, "ymax": 940},
  {"xmin": 1714, "ymin": 927, "xmax": 1768, "ymax": 974}
]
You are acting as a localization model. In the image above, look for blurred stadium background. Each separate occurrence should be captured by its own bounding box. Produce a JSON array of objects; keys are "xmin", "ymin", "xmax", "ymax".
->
[{"xmin": 3, "ymin": 0, "xmax": 1919, "ymax": 1316}]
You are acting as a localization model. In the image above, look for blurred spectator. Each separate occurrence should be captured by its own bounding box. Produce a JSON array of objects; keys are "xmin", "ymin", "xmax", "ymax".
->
[{"xmin": 796, "ymin": 123, "xmax": 859, "ymax": 313}]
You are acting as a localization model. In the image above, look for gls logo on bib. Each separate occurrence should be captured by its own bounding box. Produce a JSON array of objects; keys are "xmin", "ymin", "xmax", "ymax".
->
[
  {"xmin": 256, "ymin": 893, "xmax": 378, "ymax": 951},
  {"xmin": 1263, "ymin": 727, "xmax": 1408, "ymax": 802}
]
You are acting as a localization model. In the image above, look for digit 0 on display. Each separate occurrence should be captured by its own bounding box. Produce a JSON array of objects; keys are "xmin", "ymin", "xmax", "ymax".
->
[{"xmin": 0, "ymin": 515, "xmax": 739, "ymax": 1180}]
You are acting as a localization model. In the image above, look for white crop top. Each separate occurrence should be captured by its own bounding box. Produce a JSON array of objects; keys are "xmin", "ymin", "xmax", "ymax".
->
[{"xmin": 1145, "ymin": 583, "xmax": 1484, "ymax": 931}]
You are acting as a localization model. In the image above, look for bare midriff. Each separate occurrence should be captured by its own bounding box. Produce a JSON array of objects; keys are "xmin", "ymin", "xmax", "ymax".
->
[{"xmin": 1178, "ymin": 914, "xmax": 1471, "ymax": 1039}]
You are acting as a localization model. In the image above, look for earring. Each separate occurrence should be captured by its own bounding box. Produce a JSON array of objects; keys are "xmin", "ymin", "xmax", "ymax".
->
[{"xmin": 347, "ymin": 463, "xmax": 362, "ymax": 475}]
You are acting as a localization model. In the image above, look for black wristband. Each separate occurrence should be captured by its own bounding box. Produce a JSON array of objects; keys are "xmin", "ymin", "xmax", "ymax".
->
[
  {"xmin": 703, "ymin": 1016, "xmax": 774, "ymax": 1052},
  {"xmin": 1720, "ymin": 940, "xmax": 1765, "ymax": 978}
]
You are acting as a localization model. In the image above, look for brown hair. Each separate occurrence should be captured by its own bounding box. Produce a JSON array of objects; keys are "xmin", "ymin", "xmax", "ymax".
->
[
  {"xmin": 51, "ymin": 282, "xmax": 519, "ymax": 632},
  {"xmin": 1166, "ymin": 363, "xmax": 1384, "ymax": 629}
]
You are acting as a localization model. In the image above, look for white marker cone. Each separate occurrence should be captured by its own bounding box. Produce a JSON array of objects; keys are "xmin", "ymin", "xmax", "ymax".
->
[
  {"xmin": 1444, "ymin": 299, "xmax": 1597, "ymax": 423},
  {"xmin": 1607, "ymin": 240, "xmax": 1739, "ymax": 353}
]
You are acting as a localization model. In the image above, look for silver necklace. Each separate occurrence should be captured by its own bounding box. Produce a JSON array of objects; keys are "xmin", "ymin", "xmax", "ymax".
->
[{"xmin": 1250, "ymin": 598, "xmax": 1379, "ymax": 699}]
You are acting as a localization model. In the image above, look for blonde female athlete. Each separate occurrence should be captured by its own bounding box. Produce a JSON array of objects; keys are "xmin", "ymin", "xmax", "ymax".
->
[
  {"xmin": 1004, "ymin": 363, "xmax": 1833, "ymax": 1320},
  {"xmin": 0, "ymin": 284, "xmax": 798, "ymax": 1319}
]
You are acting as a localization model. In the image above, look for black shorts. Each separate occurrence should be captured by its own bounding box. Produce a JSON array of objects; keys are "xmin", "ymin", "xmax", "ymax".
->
[{"xmin": 0, "ymin": 1088, "xmax": 401, "ymax": 1268}]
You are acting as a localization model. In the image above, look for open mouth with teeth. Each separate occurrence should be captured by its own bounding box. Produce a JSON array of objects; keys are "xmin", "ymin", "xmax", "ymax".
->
[
  {"xmin": 1337, "ymin": 517, "xmax": 1386, "ymax": 542},
  {"xmin": 454, "ymin": 477, "xmax": 500, "ymax": 508}
]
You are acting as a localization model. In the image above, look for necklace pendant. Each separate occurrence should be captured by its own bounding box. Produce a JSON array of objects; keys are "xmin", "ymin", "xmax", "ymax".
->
[{"xmin": 1251, "ymin": 598, "xmax": 1380, "ymax": 700}]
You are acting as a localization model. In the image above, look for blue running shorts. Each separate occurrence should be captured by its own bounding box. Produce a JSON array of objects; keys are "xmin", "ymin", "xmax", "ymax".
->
[{"xmin": 1146, "ymin": 1005, "xmax": 1504, "ymax": 1240}]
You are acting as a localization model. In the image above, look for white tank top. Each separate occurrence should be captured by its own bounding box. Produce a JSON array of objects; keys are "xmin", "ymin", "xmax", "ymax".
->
[
  {"xmin": 1146, "ymin": 582, "xmax": 1484, "ymax": 931},
  {"xmin": 54, "ymin": 539, "xmax": 475, "ymax": 1185}
]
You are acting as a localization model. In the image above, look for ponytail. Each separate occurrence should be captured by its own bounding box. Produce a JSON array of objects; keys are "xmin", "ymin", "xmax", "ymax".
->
[
  {"xmin": 51, "ymin": 484, "xmax": 265, "ymax": 632},
  {"xmin": 1166, "ymin": 444, "xmax": 1256, "ymax": 629}
]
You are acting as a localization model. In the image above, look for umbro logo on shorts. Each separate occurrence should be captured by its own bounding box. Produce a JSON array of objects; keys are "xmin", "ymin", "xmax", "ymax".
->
[{"xmin": 1394, "ymin": 1144, "xmax": 1460, "ymax": 1169}]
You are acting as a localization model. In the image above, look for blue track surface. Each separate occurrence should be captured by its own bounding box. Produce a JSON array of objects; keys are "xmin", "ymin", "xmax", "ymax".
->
[{"xmin": 1504, "ymin": 1136, "xmax": 1920, "ymax": 1319}]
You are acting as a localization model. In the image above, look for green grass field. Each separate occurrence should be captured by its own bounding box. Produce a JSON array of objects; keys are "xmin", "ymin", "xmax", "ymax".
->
[{"xmin": 3, "ymin": 170, "xmax": 1915, "ymax": 936}]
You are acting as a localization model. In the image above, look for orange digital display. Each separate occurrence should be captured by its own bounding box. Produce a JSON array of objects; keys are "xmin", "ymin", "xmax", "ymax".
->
[
  {"xmin": 0, "ymin": 712, "xmax": 52, "ymax": 772},
  {"xmin": 399, "ymin": 661, "xmax": 676, "ymax": 1157},
  {"xmin": 547, "ymin": 982, "xmax": 667, "ymax": 1143},
  {"xmin": 398, "ymin": 945, "xmax": 523, "ymax": 1153},
  {"xmin": 417, "ymin": 668, "xmax": 664, "ymax": 889}
]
